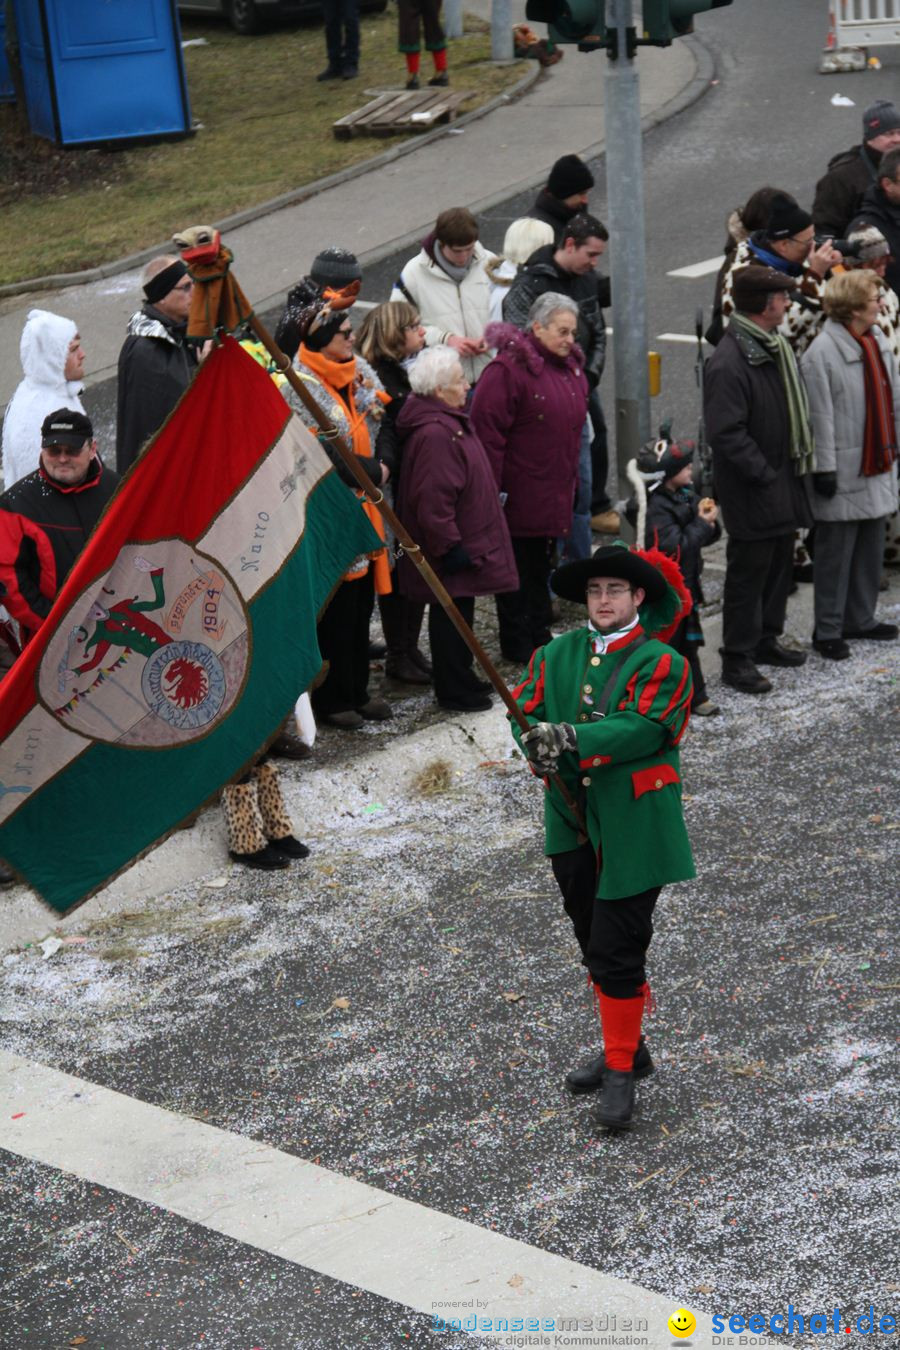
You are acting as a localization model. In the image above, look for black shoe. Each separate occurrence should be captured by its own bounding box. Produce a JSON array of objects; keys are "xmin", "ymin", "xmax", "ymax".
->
[
  {"xmin": 438, "ymin": 693, "xmax": 493, "ymax": 712},
  {"xmin": 230, "ymin": 845, "xmax": 290, "ymax": 871},
  {"xmin": 321, "ymin": 709, "xmax": 365, "ymax": 729},
  {"xmin": 368, "ymin": 640, "xmax": 387, "ymax": 659},
  {"xmin": 269, "ymin": 731, "xmax": 312, "ymax": 760},
  {"xmin": 385, "ymin": 654, "xmax": 431, "ymax": 685},
  {"xmin": 566, "ymin": 1037, "xmax": 654, "ymax": 1096},
  {"xmin": 428, "ymin": 71, "xmax": 449, "ymax": 86},
  {"xmin": 843, "ymin": 622, "xmax": 898, "ymax": 640},
  {"xmin": 813, "ymin": 637, "xmax": 851, "ymax": 660},
  {"xmin": 405, "ymin": 74, "xmax": 420, "ymax": 90},
  {"xmin": 593, "ymin": 1069, "xmax": 635, "ymax": 1130},
  {"xmin": 720, "ymin": 653, "xmax": 772, "ymax": 694},
  {"xmin": 342, "ymin": 65, "xmax": 359, "ymax": 79},
  {"xmin": 269, "ymin": 834, "xmax": 310, "ymax": 860},
  {"xmin": 752, "ymin": 639, "xmax": 807, "ymax": 668},
  {"xmin": 357, "ymin": 697, "xmax": 394, "ymax": 720},
  {"xmin": 317, "ymin": 66, "xmax": 342, "ymax": 81}
]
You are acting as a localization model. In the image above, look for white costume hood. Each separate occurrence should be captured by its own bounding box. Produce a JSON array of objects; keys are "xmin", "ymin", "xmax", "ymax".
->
[{"xmin": 2, "ymin": 309, "xmax": 85, "ymax": 488}]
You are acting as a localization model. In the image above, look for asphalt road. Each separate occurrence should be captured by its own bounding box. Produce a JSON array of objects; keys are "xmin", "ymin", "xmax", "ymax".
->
[{"xmin": 3, "ymin": 3, "xmax": 900, "ymax": 1347}]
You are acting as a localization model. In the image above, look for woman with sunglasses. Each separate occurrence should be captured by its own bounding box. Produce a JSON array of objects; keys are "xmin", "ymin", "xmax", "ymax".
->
[{"xmin": 289, "ymin": 292, "xmax": 393, "ymax": 730}]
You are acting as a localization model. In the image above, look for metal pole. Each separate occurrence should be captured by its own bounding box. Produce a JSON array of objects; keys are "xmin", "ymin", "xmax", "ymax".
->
[
  {"xmin": 491, "ymin": 0, "xmax": 514, "ymax": 61},
  {"xmin": 603, "ymin": 0, "xmax": 650, "ymax": 508},
  {"xmin": 444, "ymin": 0, "xmax": 463, "ymax": 41}
]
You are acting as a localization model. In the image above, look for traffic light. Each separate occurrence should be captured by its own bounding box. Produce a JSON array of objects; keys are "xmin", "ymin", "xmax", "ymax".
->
[
  {"xmin": 524, "ymin": 0, "xmax": 606, "ymax": 47},
  {"xmin": 641, "ymin": 0, "xmax": 733, "ymax": 45}
]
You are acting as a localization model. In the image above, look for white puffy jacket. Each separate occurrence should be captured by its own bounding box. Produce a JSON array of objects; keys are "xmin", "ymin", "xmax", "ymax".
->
[
  {"xmin": 391, "ymin": 241, "xmax": 497, "ymax": 384},
  {"xmin": 2, "ymin": 310, "xmax": 85, "ymax": 488}
]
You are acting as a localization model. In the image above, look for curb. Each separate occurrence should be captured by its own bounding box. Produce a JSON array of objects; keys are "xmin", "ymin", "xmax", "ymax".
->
[{"xmin": 0, "ymin": 63, "xmax": 542, "ymax": 300}]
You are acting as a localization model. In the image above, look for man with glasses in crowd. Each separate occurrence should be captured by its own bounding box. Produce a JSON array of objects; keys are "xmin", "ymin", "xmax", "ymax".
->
[
  {"xmin": 719, "ymin": 192, "xmax": 842, "ymax": 355},
  {"xmin": 116, "ymin": 255, "xmax": 205, "ymax": 474},
  {"xmin": 0, "ymin": 408, "xmax": 118, "ymax": 647}
]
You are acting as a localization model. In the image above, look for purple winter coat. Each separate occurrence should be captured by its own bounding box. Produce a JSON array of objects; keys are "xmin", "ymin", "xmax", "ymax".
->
[
  {"xmin": 394, "ymin": 394, "xmax": 519, "ymax": 604},
  {"xmin": 469, "ymin": 322, "xmax": 589, "ymax": 537}
]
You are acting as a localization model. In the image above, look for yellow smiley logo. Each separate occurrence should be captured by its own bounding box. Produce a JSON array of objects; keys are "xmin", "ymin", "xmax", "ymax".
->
[{"xmin": 668, "ymin": 1308, "xmax": 697, "ymax": 1339}]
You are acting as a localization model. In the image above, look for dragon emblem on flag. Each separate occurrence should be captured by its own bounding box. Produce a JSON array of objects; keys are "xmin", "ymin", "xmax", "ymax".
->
[{"xmin": 37, "ymin": 543, "xmax": 250, "ymax": 748}]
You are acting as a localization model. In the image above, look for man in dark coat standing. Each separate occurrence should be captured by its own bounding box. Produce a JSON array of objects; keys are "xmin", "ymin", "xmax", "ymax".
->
[
  {"xmin": 704, "ymin": 266, "xmax": 814, "ymax": 694},
  {"xmin": 848, "ymin": 146, "xmax": 900, "ymax": 299},
  {"xmin": 116, "ymin": 256, "xmax": 200, "ymax": 474},
  {"xmin": 529, "ymin": 154, "xmax": 595, "ymax": 245},
  {"xmin": 814, "ymin": 100, "xmax": 900, "ymax": 239}
]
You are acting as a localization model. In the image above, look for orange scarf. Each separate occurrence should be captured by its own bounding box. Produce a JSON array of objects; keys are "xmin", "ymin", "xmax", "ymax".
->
[{"xmin": 299, "ymin": 345, "xmax": 391, "ymax": 594}]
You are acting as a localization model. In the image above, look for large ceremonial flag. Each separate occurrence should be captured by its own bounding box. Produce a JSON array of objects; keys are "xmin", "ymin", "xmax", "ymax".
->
[{"xmin": 0, "ymin": 337, "xmax": 380, "ymax": 913}]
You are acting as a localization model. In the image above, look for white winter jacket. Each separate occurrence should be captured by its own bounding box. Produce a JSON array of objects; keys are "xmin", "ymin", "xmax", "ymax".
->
[
  {"xmin": 1, "ymin": 310, "xmax": 85, "ymax": 488},
  {"xmin": 391, "ymin": 241, "xmax": 497, "ymax": 384}
]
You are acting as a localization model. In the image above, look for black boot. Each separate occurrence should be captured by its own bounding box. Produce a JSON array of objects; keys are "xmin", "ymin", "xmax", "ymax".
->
[
  {"xmin": 380, "ymin": 593, "xmax": 431, "ymax": 684},
  {"xmin": 593, "ymin": 1069, "xmax": 635, "ymax": 1130},
  {"xmin": 752, "ymin": 638, "xmax": 806, "ymax": 667},
  {"xmin": 565, "ymin": 1037, "xmax": 653, "ymax": 1095},
  {"xmin": 720, "ymin": 651, "xmax": 772, "ymax": 694}
]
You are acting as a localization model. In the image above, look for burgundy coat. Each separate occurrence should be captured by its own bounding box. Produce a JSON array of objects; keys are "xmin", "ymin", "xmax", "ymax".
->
[
  {"xmin": 469, "ymin": 323, "xmax": 589, "ymax": 538},
  {"xmin": 394, "ymin": 394, "xmax": 519, "ymax": 604}
]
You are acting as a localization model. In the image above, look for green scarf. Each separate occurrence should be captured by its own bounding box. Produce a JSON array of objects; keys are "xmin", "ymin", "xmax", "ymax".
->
[{"xmin": 729, "ymin": 311, "xmax": 815, "ymax": 476}]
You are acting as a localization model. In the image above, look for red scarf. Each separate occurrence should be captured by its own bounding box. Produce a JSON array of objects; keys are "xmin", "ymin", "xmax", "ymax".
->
[{"xmin": 848, "ymin": 327, "xmax": 899, "ymax": 477}]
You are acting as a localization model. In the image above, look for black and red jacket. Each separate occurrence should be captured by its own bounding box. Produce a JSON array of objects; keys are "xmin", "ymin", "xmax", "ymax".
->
[{"xmin": 0, "ymin": 457, "xmax": 119, "ymax": 641}]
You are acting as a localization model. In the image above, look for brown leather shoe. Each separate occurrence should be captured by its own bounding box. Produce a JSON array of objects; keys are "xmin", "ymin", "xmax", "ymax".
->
[
  {"xmin": 269, "ymin": 731, "xmax": 312, "ymax": 760},
  {"xmin": 590, "ymin": 508, "xmax": 621, "ymax": 534}
]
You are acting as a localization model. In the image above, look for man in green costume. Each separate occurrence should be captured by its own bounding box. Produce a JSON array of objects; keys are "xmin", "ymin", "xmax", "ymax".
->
[{"xmin": 511, "ymin": 543, "xmax": 695, "ymax": 1130}]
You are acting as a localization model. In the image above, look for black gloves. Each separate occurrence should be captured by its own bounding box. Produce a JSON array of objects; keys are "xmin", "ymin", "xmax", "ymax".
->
[
  {"xmin": 813, "ymin": 471, "xmax": 838, "ymax": 499},
  {"xmin": 442, "ymin": 543, "xmax": 472, "ymax": 574}
]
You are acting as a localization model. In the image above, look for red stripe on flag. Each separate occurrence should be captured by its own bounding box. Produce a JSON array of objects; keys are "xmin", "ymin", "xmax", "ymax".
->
[{"xmin": 637, "ymin": 654, "xmax": 671, "ymax": 716}]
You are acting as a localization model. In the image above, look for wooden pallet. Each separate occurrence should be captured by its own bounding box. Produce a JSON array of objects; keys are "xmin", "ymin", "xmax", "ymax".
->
[{"xmin": 333, "ymin": 88, "xmax": 473, "ymax": 140}]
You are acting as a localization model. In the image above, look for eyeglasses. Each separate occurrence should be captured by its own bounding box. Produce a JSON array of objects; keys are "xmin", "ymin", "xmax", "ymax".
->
[
  {"xmin": 338, "ymin": 327, "xmax": 353, "ymax": 339},
  {"xmin": 587, "ymin": 583, "xmax": 632, "ymax": 599},
  {"xmin": 43, "ymin": 443, "xmax": 89, "ymax": 457}
]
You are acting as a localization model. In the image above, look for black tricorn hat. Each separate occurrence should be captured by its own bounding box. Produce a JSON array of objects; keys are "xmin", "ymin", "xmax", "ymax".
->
[{"xmin": 551, "ymin": 542, "xmax": 668, "ymax": 604}]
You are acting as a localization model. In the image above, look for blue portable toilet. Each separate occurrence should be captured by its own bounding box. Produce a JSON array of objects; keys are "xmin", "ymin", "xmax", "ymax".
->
[
  {"xmin": 12, "ymin": 0, "xmax": 191, "ymax": 146},
  {"xmin": 0, "ymin": 9, "xmax": 16, "ymax": 102}
]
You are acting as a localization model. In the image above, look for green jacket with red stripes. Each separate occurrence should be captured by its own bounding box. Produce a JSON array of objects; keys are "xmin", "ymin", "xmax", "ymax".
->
[{"xmin": 510, "ymin": 623, "xmax": 696, "ymax": 900}]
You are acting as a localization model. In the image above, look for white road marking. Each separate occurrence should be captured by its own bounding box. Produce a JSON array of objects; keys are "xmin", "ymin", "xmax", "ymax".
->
[
  {"xmin": 0, "ymin": 1050, "xmax": 754, "ymax": 1347},
  {"xmin": 667, "ymin": 256, "xmax": 725, "ymax": 279}
]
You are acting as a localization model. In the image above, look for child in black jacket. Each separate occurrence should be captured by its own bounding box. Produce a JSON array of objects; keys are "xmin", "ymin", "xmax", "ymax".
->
[{"xmin": 628, "ymin": 437, "xmax": 721, "ymax": 715}]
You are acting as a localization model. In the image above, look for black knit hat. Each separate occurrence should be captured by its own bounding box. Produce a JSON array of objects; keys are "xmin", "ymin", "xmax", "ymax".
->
[
  {"xmin": 863, "ymin": 100, "xmax": 900, "ymax": 142},
  {"xmin": 41, "ymin": 407, "xmax": 93, "ymax": 447},
  {"xmin": 765, "ymin": 192, "xmax": 813, "ymax": 241},
  {"xmin": 310, "ymin": 247, "xmax": 362, "ymax": 289},
  {"xmin": 547, "ymin": 154, "xmax": 594, "ymax": 200}
]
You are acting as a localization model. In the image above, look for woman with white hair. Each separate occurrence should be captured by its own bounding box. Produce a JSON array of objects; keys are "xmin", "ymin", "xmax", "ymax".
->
[
  {"xmin": 395, "ymin": 346, "xmax": 518, "ymax": 710},
  {"xmin": 470, "ymin": 293, "xmax": 589, "ymax": 663},
  {"xmin": 486, "ymin": 217, "xmax": 555, "ymax": 324}
]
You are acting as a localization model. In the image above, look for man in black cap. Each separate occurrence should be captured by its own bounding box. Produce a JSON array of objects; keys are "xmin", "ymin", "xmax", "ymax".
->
[
  {"xmin": 511, "ymin": 542, "xmax": 695, "ymax": 1131},
  {"xmin": 705, "ymin": 266, "xmax": 815, "ymax": 694},
  {"xmin": 814, "ymin": 100, "xmax": 900, "ymax": 240},
  {"xmin": 116, "ymin": 255, "xmax": 204, "ymax": 475},
  {"xmin": 529, "ymin": 154, "xmax": 596, "ymax": 245},
  {"xmin": 0, "ymin": 409, "xmax": 118, "ymax": 646},
  {"xmin": 848, "ymin": 146, "xmax": 900, "ymax": 299},
  {"xmin": 720, "ymin": 193, "xmax": 841, "ymax": 356}
]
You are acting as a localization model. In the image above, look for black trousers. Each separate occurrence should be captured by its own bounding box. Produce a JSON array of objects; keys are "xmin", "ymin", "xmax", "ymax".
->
[
  {"xmin": 323, "ymin": 0, "xmax": 359, "ymax": 69},
  {"xmin": 313, "ymin": 571, "xmax": 373, "ymax": 715},
  {"xmin": 429, "ymin": 594, "xmax": 476, "ymax": 703},
  {"xmin": 494, "ymin": 536, "xmax": 554, "ymax": 658},
  {"xmin": 589, "ymin": 391, "xmax": 612, "ymax": 514},
  {"xmin": 722, "ymin": 532, "xmax": 794, "ymax": 655},
  {"xmin": 551, "ymin": 842, "xmax": 659, "ymax": 998}
]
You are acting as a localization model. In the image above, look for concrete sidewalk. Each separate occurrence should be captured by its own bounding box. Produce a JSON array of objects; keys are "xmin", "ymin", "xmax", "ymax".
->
[{"xmin": 0, "ymin": 32, "xmax": 703, "ymax": 408}]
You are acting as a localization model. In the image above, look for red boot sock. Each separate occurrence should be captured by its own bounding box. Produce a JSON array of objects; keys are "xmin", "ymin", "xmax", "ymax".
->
[
  {"xmin": 596, "ymin": 985, "xmax": 645, "ymax": 1071},
  {"xmin": 432, "ymin": 48, "xmax": 448, "ymax": 72},
  {"xmin": 406, "ymin": 52, "xmax": 421, "ymax": 76}
]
